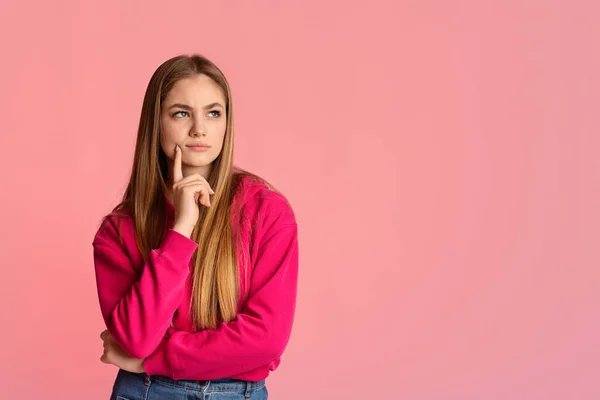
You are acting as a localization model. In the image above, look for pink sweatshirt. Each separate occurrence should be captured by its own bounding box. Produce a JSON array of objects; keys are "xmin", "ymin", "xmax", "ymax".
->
[{"xmin": 92, "ymin": 176, "xmax": 299, "ymax": 381}]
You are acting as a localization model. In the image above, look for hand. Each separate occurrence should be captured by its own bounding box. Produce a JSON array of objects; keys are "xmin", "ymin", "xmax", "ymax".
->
[
  {"xmin": 100, "ymin": 329, "xmax": 145, "ymax": 374},
  {"xmin": 171, "ymin": 145, "xmax": 215, "ymax": 237}
]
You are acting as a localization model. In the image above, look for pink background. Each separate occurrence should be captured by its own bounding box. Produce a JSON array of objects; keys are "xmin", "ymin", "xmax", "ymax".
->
[{"xmin": 0, "ymin": 1, "xmax": 598, "ymax": 399}]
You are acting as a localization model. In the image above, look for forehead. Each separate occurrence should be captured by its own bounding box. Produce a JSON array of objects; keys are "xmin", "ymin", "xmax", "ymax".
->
[{"xmin": 165, "ymin": 74, "xmax": 225, "ymax": 104}]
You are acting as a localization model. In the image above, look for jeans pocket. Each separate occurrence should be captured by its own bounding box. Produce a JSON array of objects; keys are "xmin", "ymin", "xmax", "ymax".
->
[{"xmin": 256, "ymin": 385, "xmax": 268, "ymax": 399}]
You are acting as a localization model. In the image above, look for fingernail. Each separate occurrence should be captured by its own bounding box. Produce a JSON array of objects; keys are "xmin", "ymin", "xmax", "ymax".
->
[{"xmin": 175, "ymin": 145, "xmax": 179, "ymax": 152}]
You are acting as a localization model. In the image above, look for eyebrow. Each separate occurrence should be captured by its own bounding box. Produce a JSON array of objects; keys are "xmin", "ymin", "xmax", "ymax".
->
[{"xmin": 167, "ymin": 102, "xmax": 224, "ymax": 110}]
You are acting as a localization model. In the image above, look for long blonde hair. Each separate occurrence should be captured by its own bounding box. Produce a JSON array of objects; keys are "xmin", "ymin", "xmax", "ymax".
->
[{"xmin": 111, "ymin": 54, "xmax": 268, "ymax": 331}]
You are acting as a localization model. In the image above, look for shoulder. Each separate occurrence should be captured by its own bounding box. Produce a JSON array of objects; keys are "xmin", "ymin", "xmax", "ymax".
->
[
  {"xmin": 92, "ymin": 205, "xmax": 135, "ymax": 248},
  {"xmin": 234, "ymin": 173, "xmax": 297, "ymax": 232}
]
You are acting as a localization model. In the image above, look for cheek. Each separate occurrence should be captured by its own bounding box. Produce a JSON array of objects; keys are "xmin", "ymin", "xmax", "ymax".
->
[
  {"xmin": 214, "ymin": 132, "xmax": 227, "ymax": 152},
  {"xmin": 216, "ymin": 123, "xmax": 227, "ymax": 143},
  {"xmin": 160, "ymin": 123, "xmax": 179, "ymax": 151},
  {"xmin": 159, "ymin": 134, "xmax": 169, "ymax": 155},
  {"xmin": 160, "ymin": 123, "xmax": 173, "ymax": 141}
]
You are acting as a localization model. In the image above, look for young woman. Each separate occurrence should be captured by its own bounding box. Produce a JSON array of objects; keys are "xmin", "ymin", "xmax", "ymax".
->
[{"xmin": 92, "ymin": 54, "xmax": 299, "ymax": 400}]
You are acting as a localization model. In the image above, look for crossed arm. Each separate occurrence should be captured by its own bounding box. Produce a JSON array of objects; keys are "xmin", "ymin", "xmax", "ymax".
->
[{"xmin": 93, "ymin": 214, "xmax": 298, "ymax": 380}]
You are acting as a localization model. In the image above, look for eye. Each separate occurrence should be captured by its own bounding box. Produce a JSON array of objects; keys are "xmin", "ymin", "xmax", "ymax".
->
[
  {"xmin": 208, "ymin": 110, "xmax": 221, "ymax": 118},
  {"xmin": 172, "ymin": 111, "xmax": 189, "ymax": 118}
]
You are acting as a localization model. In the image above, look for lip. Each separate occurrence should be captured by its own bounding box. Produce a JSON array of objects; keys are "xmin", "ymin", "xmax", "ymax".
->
[{"xmin": 186, "ymin": 144, "xmax": 211, "ymax": 151}]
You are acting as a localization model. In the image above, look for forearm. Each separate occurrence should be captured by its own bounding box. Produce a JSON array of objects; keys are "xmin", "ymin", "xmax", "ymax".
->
[{"xmin": 94, "ymin": 229, "xmax": 197, "ymax": 358}]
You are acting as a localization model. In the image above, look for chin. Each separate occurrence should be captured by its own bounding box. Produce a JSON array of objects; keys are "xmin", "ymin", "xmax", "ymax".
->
[
  {"xmin": 184, "ymin": 161, "xmax": 212, "ymax": 168},
  {"xmin": 184, "ymin": 156, "xmax": 216, "ymax": 168}
]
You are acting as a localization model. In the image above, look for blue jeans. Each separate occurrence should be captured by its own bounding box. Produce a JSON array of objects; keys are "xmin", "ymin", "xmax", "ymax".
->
[{"xmin": 110, "ymin": 369, "xmax": 268, "ymax": 400}]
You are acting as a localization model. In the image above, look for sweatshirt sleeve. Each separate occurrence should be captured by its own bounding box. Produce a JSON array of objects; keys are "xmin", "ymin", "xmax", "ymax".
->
[
  {"xmin": 143, "ymin": 220, "xmax": 299, "ymax": 380},
  {"xmin": 92, "ymin": 221, "xmax": 198, "ymax": 359}
]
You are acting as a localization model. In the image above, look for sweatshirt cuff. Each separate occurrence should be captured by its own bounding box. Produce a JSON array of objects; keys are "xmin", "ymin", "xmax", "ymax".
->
[
  {"xmin": 143, "ymin": 338, "xmax": 173, "ymax": 378},
  {"xmin": 159, "ymin": 229, "xmax": 198, "ymax": 265}
]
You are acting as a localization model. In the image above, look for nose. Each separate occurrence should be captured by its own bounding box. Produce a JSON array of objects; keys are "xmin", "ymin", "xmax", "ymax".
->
[{"xmin": 190, "ymin": 120, "xmax": 206, "ymax": 136}]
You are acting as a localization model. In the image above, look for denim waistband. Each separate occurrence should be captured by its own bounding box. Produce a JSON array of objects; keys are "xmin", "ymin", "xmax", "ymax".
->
[{"xmin": 147, "ymin": 373, "xmax": 266, "ymax": 393}]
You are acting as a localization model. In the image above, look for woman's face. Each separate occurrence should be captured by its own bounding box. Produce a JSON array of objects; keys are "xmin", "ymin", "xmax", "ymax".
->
[{"xmin": 160, "ymin": 73, "xmax": 227, "ymax": 180}]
